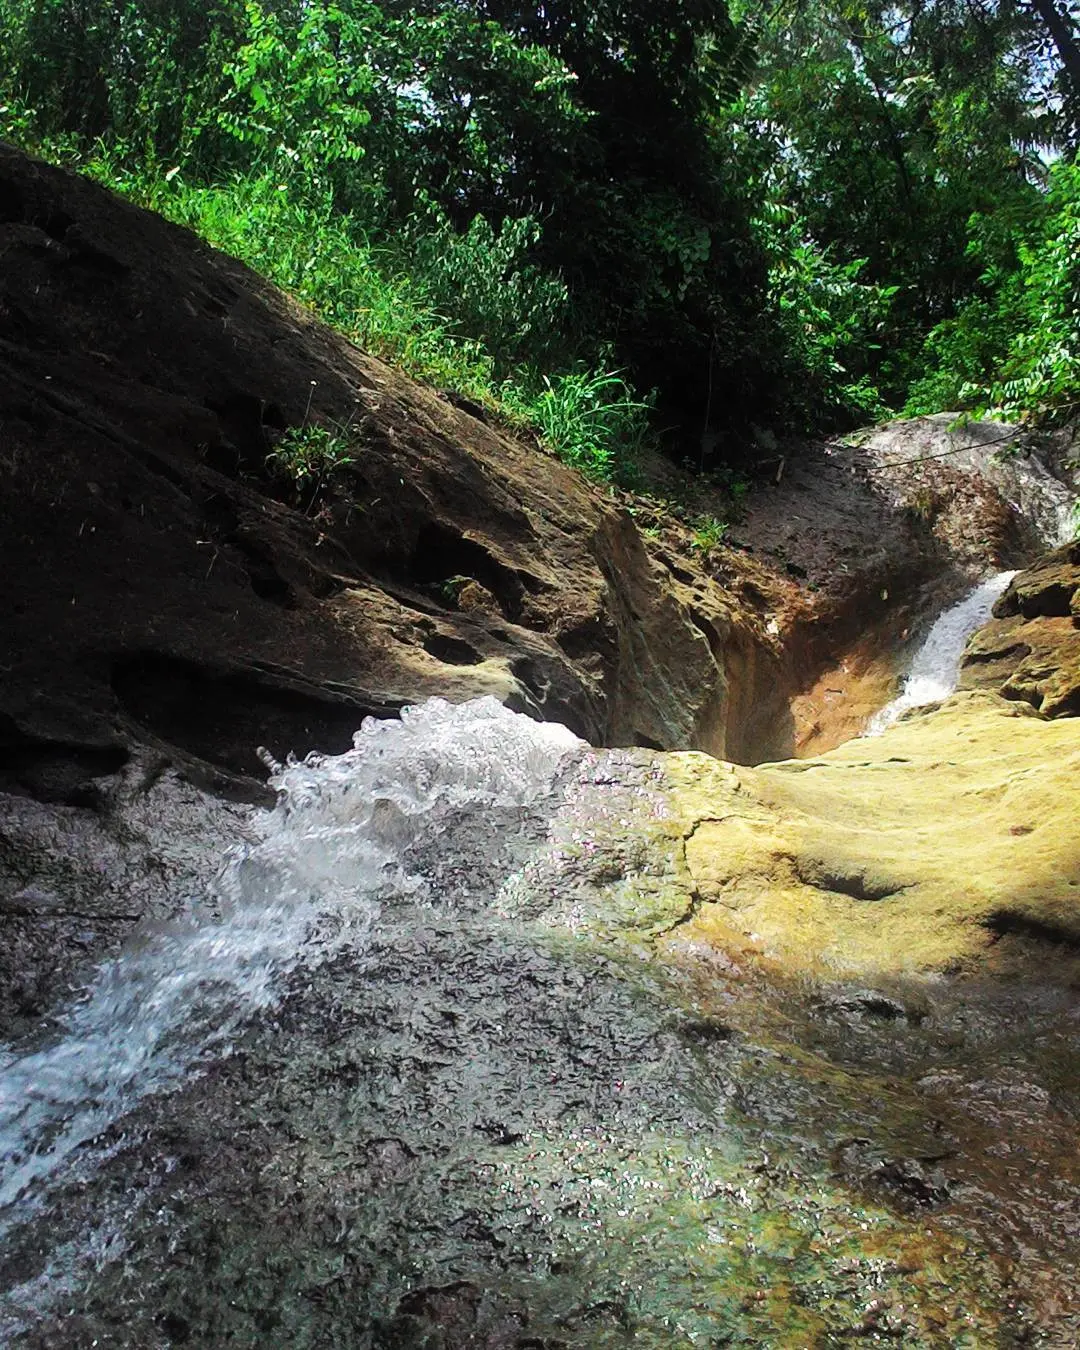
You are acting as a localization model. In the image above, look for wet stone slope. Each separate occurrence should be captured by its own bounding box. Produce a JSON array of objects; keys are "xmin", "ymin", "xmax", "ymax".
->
[{"xmin": 4, "ymin": 707, "xmax": 1072, "ymax": 1347}]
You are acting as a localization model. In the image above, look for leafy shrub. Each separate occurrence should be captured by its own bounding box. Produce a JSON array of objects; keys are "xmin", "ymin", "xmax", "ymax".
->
[
  {"xmin": 406, "ymin": 203, "xmax": 571, "ymax": 375},
  {"xmin": 690, "ymin": 515, "xmax": 729, "ymax": 555},
  {"xmin": 267, "ymin": 424, "xmax": 354, "ymax": 496},
  {"xmin": 212, "ymin": 1, "xmax": 373, "ymax": 187},
  {"xmin": 752, "ymin": 198, "xmax": 894, "ymax": 426},
  {"xmin": 907, "ymin": 163, "xmax": 1080, "ymax": 424}
]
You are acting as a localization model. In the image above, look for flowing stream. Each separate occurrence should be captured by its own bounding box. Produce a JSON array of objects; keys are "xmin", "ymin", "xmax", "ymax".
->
[
  {"xmin": 0, "ymin": 654, "xmax": 1075, "ymax": 1344},
  {"xmin": 0, "ymin": 699, "xmax": 583, "ymax": 1321},
  {"xmin": 866, "ymin": 570, "xmax": 1017, "ymax": 734}
]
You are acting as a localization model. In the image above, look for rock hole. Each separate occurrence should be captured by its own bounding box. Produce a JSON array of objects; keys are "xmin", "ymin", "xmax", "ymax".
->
[
  {"xmin": 248, "ymin": 573, "xmax": 295, "ymax": 606},
  {"xmin": 984, "ymin": 910, "xmax": 1080, "ymax": 951},
  {"xmin": 557, "ymin": 616, "xmax": 609, "ymax": 660},
  {"xmin": 0, "ymin": 715, "xmax": 130, "ymax": 805},
  {"xmin": 679, "ymin": 1016, "xmax": 735, "ymax": 1045},
  {"xmin": 224, "ymin": 534, "xmax": 296, "ymax": 608},
  {"xmin": 422, "ymin": 634, "xmax": 484, "ymax": 666},
  {"xmin": 795, "ymin": 859, "xmax": 908, "ymax": 902},
  {"xmin": 689, "ymin": 609, "xmax": 722, "ymax": 656},
  {"xmin": 204, "ymin": 392, "xmax": 286, "ymax": 469},
  {"xmin": 656, "ymin": 551, "xmax": 697, "ymax": 585},
  {"xmin": 410, "ymin": 524, "xmax": 525, "ymax": 623},
  {"xmin": 41, "ymin": 210, "xmax": 74, "ymax": 242}
]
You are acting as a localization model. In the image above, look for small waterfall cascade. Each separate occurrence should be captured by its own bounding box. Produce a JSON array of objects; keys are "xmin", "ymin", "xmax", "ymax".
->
[
  {"xmin": 0, "ymin": 698, "xmax": 583, "ymax": 1237},
  {"xmin": 866, "ymin": 571, "xmax": 1017, "ymax": 734}
]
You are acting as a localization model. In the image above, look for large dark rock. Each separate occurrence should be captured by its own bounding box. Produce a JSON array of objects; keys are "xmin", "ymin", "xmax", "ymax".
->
[{"xmin": 0, "ymin": 141, "xmax": 793, "ymax": 794}]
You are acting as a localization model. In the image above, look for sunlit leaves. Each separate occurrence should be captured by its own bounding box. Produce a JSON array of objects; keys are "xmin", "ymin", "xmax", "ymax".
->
[{"xmin": 215, "ymin": 1, "xmax": 374, "ymax": 182}]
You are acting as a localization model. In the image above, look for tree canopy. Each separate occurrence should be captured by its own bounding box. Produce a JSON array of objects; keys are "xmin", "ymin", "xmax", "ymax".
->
[{"xmin": 1, "ymin": 0, "xmax": 1078, "ymax": 474}]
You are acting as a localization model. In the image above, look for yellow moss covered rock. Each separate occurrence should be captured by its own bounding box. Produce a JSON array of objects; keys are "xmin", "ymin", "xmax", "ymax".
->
[{"xmin": 665, "ymin": 691, "xmax": 1080, "ymax": 977}]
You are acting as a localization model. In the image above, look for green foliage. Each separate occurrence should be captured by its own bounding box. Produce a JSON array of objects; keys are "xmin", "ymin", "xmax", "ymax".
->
[
  {"xmin": 215, "ymin": 1, "xmax": 374, "ymax": 184},
  {"xmin": 985, "ymin": 161, "xmax": 1080, "ymax": 422},
  {"xmin": 750, "ymin": 197, "xmax": 894, "ymax": 426},
  {"xmin": 505, "ymin": 371, "xmax": 653, "ymax": 485},
  {"xmin": 907, "ymin": 161, "xmax": 1080, "ymax": 422},
  {"xmin": 730, "ymin": 0, "xmax": 1062, "ymax": 411},
  {"xmin": 405, "ymin": 202, "xmax": 570, "ymax": 375},
  {"xmin": 267, "ymin": 423, "xmax": 355, "ymax": 497},
  {"xmin": 0, "ymin": 0, "xmax": 248, "ymax": 161},
  {"xmin": 2, "ymin": 0, "xmax": 1080, "ymax": 471},
  {"xmin": 689, "ymin": 515, "xmax": 730, "ymax": 555},
  {"xmin": 320, "ymin": 0, "xmax": 776, "ymax": 442}
]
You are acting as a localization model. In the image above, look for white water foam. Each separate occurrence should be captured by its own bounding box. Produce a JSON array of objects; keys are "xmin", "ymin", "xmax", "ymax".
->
[
  {"xmin": 866, "ymin": 571, "xmax": 1017, "ymax": 735},
  {"xmin": 0, "ymin": 697, "xmax": 582, "ymax": 1232}
]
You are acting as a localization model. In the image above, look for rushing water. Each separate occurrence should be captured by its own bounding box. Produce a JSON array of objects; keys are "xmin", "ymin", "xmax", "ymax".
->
[
  {"xmin": 866, "ymin": 570, "xmax": 1017, "ymax": 734},
  {"xmin": 0, "ymin": 699, "xmax": 582, "ymax": 1247}
]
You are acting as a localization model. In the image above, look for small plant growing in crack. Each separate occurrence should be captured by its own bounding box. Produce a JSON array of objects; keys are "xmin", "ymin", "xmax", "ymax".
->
[
  {"xmin": 689, "ymin": 514, "xmax": 729, "ymax": 556},
  {"xmin": 266, "ymin": 381, "xmax": 357, "ymax": 509}
]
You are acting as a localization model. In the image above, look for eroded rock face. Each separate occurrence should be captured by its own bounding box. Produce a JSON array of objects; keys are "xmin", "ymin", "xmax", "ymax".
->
[
  {"xmin": 960, "ymin": 540, "xmax": 1080, "ymax": 717},
  {"xmin": 724, "ymin": 414, "xmax": 1075, "ymax": 754},
  {"xmin": 0, "ymin": 142, "xmax": 789, "ymax": 795}
]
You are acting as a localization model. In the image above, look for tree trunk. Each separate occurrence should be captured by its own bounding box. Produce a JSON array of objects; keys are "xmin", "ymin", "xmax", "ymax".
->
[{"xmin": 1027, "ymin": 0, "xmax": 1080, "ymax": 98}]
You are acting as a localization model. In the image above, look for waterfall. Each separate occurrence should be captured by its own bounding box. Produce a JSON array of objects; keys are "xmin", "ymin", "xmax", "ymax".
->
[
  {"xmin": 866, "ymin": 571, "xmax": 1017, "ymax": 735},
  {"xmin": 0, "ymin": 698, "xmax": 582, "ymax": 1235}
]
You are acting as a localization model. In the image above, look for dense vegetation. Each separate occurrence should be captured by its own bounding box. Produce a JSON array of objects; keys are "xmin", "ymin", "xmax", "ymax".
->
[{"xmin": 1, "ymin": 0, "xmax": 1078, "ymax": 481}]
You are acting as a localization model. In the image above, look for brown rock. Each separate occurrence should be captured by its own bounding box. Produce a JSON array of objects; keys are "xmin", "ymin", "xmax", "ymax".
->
[
  {"xmin": 960, "ymin": 542, "xmax": 1080, "ymax": 717},
  {"xmin": 0, "ymin": 142, "xmax": 788, "ymax": 794},
  {"xmin": 993, "ymin": 540, "xmax": 1080, "ymax": 619}
]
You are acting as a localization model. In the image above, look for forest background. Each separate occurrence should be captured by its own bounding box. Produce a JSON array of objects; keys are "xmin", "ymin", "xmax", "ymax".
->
[{"xmin": 1, "ymin": 0, "xmax": 1078, "ymax": 485}]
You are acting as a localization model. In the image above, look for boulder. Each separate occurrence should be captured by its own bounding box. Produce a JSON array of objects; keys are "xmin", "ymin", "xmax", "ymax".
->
[
  {"xmin": 0, "ymin": 141, "xmax": 789, "ymax": 802},
  {"xmin": 666, "ymin": 692, "xmax": 1080, "ymax": 979},
  {"xmin": 960, "ymin": 540, "xmax": 1080, "ymax": 717}
]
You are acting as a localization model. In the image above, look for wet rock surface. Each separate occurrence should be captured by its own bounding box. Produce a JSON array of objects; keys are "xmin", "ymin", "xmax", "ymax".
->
[
  {"xmin": 5, "ymin": 747, "xmax": 1070, "ymax": 1348},
  {"xmin": 0, "ymin": 754, "xmax": 250, "ymax": 1038},
  {"xmin": 961, "ymin": 540, "xmax": 1080, "ymax": 716}
]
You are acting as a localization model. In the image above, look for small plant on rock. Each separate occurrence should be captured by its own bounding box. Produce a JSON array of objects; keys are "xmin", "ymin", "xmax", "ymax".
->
[
  {"xmin": 265, "ymin": 379, "xmax": 356, "ymax": 506},
  {"xmin": 267, "ymin": 423, "xmax": 354, "ymax": 493},
  {"xmin": 689, "ymin": 514, "xmax": 729, "ymax": 556}
]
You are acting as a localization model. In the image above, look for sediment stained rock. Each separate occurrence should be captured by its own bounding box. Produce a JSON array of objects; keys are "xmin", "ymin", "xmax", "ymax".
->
[{"xmin": 961, "ymin": 540, "xmax": 1080, "ymax": 717}]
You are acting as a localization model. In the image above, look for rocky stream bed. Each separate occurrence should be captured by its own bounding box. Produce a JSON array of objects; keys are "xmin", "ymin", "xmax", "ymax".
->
[{"xmin": 2, "ymin": 141, "xmax": 1080, "ymax": 1346}]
